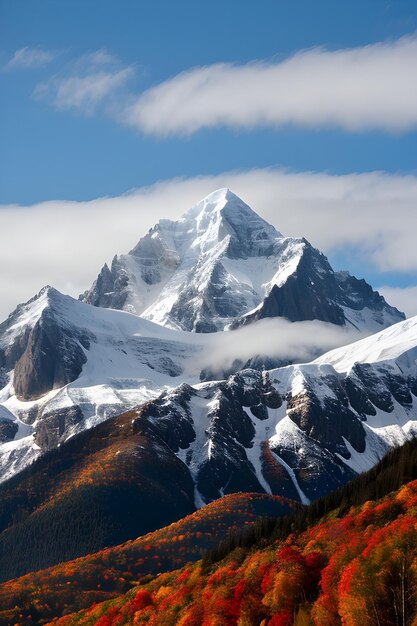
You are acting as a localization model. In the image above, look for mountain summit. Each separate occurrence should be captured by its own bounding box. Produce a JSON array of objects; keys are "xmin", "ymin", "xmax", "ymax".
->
[{"xmin": 82, "ymin": 189, "xmax": 404, "ymax": 333}]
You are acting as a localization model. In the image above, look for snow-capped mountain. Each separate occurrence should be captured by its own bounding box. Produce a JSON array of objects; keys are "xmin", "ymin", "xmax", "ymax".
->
[
  {"xmin": 2, "ymin": 293, "xmax": 417, "ymax": 510},
  {"xmin": 0, "ymin": 286, "xmax": 207, "ymax": 481},
  {"xmin": 0, "ymin": 188, "xmax": 409, "ymax": 487},
  {"xmin": 0, "ymin": 284, "xmax": 349, "ymax": 477},
  {"xmin": 129, "ymin": 314, "xmax": 417, "ymax": 506},
  {"xmin": 0, "ymin": 284, "xmax": 364, "ymax": 483},
  {"xmin": 82, "ymin": 188, "xmax": 404, "ymax": 333}
]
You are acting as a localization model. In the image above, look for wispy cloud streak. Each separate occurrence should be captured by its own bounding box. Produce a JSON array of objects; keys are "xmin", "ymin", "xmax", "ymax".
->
[
  {"xmin": 34, "ymin": 49, "xmax": 133, "ymax": 114},
  {"xmin": 5, "ymin": 46, "xmax": 56, "ymax": 69}
]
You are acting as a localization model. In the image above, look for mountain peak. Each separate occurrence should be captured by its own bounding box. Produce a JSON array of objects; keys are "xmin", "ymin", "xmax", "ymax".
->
[
  {"xmin": 198, "ymin": 187, "xmax": 240, "ymax": 203},
  {"xmin": 31, "ymin": 286, "xmax": 77, "ymax": 316},
  {"xmin": 36, "ymin": 285, "xmax": 63, "ymax": 302},
  {"xmin": 81, "ymin": 190, "xmax": 404, "ymax": 333},
  {"xmin": 183, "ymin": 188, "xmax": 283, "ymax": 255},
  {"xmin": 202, "ymin": 186, "xmax": 232, "ymax": 201},
  {"xmin": 184, "ymin": 187, "xmax": 241, "ymax": 218},
  {"xmin": 199, "ymin": 187, "xmax": 250, "ymax": 208},
  {"xmin": 185, "ymin": 187, "xmax": 273, "ymax": 224},
  {"xmin": 37, "ymin": 284, "xmax": 53, "ymax": 297}
]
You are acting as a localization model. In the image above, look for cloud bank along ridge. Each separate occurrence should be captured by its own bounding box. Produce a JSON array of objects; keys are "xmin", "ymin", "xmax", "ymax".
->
[
  {"xmin": 192, "ymin": 318, "xmax": 366, "ymax": 373},
  {"xmin": 0, "ymin": 168, "xmax": 416, "ymax": 321}
]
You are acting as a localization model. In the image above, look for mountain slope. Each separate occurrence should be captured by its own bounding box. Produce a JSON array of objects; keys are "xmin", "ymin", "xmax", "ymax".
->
[
  {"xmin": 0, "ymin": 408, "xmax": 198, "ymax": 582},
  {"xmin": 82, "ymin": 188, "xmax": 404, "ymax": 333},
  {"xmin": 115, "ymin": 314, "xmax": 417, "ymax": 509},
  {"xmin": 0, "ymin": 286, "xmax": 207, "ymax": 482}
]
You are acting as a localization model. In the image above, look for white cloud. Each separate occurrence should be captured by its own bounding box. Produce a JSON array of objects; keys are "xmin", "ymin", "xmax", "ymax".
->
[
  {"xmin": 194, "ymin": 318, "xmax": 365, "ymax": 373},
  {"xmin": 0, "ymin": 168, "xmax": 416, "ymax": 321},
  {"xmin": 378, "ymin": 285, "xmax": 417, "ymax": 318},
  {"xmin": 34, "ymin": 49, "xmax": 133, "ymax": 114},
  {"xmin": 124, "ymin": 34, "xmax": 417, "ymax": 135},
  {"xmin": 5, "ymin": 46, "xmax": 56, "ymax": 70}
]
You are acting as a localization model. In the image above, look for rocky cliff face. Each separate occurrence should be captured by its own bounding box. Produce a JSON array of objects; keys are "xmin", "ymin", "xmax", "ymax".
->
[
  {"xmin": 231, "ymin": 243, "xmax": 346, "ymax": 327},
  {"xmin": 13, "ymin": 309, "xmax": 89, "ymax": 401},
  {"xmin": 0, "ymin": 287, "xmax": 91, "ymax": 403}
]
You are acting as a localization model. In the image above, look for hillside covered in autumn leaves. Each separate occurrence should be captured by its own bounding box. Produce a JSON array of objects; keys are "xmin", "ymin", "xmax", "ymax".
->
[
  {"xmin": 2, "ymin": 437, "xmax": 417, "ymax": 625},
  {"xmin": 47, "ymin": 438, "xmax": 417, "ymax": 626},
  {"xmin": 0, "ymin": 492, "xmax": 296, "ymax": 625}
]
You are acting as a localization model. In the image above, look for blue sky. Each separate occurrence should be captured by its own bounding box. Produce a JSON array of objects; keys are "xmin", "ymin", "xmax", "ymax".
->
[{"xmin": 0, "ymin": 0, "xmax": 417, "ymax": 319}]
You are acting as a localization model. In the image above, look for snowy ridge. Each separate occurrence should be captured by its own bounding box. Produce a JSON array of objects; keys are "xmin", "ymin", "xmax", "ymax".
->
[
  {"xmin": 313, "ymin": 315, "xmax": 417, "ymax": 372},
  {"xmin": 0, "ymin": 285, "xmax": 50, "ymax": 349},
  {"xmin": 130, "ymin": 314, "xmax": 417, "ymax": 506},
  {"xmin": 266, "ymin": 314, "xmax": 417, "ymax": 479}
]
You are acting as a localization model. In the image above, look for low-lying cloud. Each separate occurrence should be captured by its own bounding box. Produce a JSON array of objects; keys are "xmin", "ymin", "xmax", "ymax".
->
[
  {"xmin": 194, "ymin": 318, "xmax": 366, "ymax": 373},
  {"xmin": 125, "ymin": 34, "xmax": 417, "ymax": 135},
  {"xmin": 1, "ymin": 168, "xmax": 416, "ymax": 321}
]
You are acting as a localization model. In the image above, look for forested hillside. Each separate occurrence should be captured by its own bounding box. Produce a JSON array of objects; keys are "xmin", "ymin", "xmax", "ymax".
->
[
  {"xmin": 2, "ymin": 437, "xmax": 417, "ymax": 624},
  {"xmin": 49, "ymin": 439, "xmax": 417, "ymax": 626}
]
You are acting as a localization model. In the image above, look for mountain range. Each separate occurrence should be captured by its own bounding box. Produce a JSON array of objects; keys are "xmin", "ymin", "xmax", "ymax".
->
[
  {"xmin": 0, "ymin": 189, "xmax": 405, "ymax": 486},
  {"xmin": 0, "ymin": 187, "xmax": 416, "ymax": 623},
  {"xmin": 0, "ymin": 189, "xmax": 417, "ymax": 577}
]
